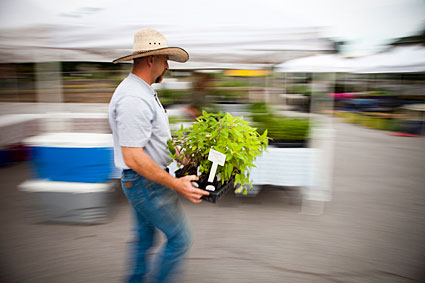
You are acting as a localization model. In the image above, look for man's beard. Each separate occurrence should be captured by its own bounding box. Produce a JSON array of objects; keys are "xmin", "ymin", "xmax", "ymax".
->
[
  {"xmin": 155, "ymin": 75, "xmax": 163, "ymax": 84},
  {"xmin": 155, "ymin": 70, "xmax": 166, "ymax": 84}
]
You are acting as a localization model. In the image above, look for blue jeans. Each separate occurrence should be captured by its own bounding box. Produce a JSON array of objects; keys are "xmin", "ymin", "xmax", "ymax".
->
[{"xmin": 121, "ymin": 169, "xmax": 192, "ymax": 283}]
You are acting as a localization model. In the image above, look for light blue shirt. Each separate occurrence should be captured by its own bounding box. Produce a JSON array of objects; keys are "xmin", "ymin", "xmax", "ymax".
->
[{"xmin": 108, "ymin": 73, "xmax": 172, "ymax": 170}]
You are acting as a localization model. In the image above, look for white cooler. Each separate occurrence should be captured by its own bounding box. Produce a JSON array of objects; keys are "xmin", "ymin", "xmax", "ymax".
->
[{"xmin": 18, "ymin": 180, "xmax": 117, "ymax": 224}]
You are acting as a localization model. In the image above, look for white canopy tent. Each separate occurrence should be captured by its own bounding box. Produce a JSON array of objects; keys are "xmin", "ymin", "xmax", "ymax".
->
[
  {"xmin": 351, "ymin": 45, "xmax": 425, "ymax": 73},
  {"xmin": 274, "ymin": 54, "xmax": 353, "ymax": 73},
  {"xmin": 275, "ymin": 45, "xmax": 425, "ymax": 74},
  {"xmin": 0, "ymin": 0, "xmax": 334, "ymax": 67}
]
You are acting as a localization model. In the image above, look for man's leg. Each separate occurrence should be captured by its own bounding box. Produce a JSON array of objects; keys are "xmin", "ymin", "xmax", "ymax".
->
[
  {"xmin": 127, "ymin": 208, "xmax": 155, "ymax": 283},
  {"xmin": 121, "ymin": 170, "xmax": 156, "ymax": 283},
  {"xmin": 156, "ymin": 200, "xmax": 192, "ymax": 283},
  {"xmin": 132, "ymin": 178, "xmax": 192, "ymax": 283}
]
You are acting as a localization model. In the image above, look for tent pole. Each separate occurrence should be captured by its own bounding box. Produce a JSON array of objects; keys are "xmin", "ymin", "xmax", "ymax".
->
[
  {"xmin": 35, "ymin": 61, "xmax": 64, "ymax": 103},
  {"xmin": 264, "ymin": 70, "xmax": 270, "ymax": 103},
  {"xmin": 282, "ymin": 72, "xmax": 287, "ymax": 109},
  {"xmin": 302, "ymin": 72, "xmax": 335, "ymax": 215},
  {"xmin": 10, "ymin": 64, "xmax": 20, "ymax": 102}
]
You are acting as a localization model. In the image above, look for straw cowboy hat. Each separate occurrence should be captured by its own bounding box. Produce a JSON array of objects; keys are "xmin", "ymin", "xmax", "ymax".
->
[{"xmin": 113, "ymin": 28, "xmax": 189, "ymax": 63}]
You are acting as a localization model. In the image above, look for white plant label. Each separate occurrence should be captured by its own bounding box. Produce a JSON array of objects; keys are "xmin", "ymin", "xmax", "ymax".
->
[
  {"xmin": 206, "ymin": 184, "xmax": 216, "ymax": 192},
  {"xmin": 207, "ymin": 149, "xmax": 226, "ymax": 183}
]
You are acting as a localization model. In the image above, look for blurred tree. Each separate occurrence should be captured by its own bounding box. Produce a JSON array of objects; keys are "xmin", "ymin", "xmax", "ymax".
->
[
  {"xmin": 332, "ymin": 40, "xmax": 348, "ymax": 54},
  {"xmin": 390, "ymin": 25, "xmax": 425, "ymax": 46}
]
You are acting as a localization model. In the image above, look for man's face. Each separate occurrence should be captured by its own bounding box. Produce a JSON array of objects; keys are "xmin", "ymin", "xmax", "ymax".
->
[{"xmin": 153, "ymin": 55, "xmax": 169, "ymax": 84}]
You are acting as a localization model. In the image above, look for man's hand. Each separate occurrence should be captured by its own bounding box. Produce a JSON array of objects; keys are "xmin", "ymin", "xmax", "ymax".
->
[
  {"xmin": 174, "ymin": 175, "xmax": 209, "ymax": 203},
  {"xmin": 174, "ymin": 146, "xmax": 190, "ymax": 166},
  {"xmin": 122, "ymin": 146, "xmax": 208, "ymax": 203}
]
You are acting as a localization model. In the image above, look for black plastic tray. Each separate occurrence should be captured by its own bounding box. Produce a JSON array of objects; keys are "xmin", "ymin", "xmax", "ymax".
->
[
  {"xmin": 268, "ymin": 139, "xmax": 309, "ymax": 148},
  {"xmin": 175, "ymin": 169, "xmax": 234, "ymax": 203}
]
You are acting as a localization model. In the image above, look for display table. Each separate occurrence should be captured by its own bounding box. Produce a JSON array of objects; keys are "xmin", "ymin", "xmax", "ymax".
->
[{"xmin": 250, "ymin": 147, "xmax": 316, "ymax": 187}]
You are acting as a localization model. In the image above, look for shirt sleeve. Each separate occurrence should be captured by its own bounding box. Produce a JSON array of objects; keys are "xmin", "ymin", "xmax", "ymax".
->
[{"xmin": 116, "ymin": 95, "xmax": 155, "ymax": 147}]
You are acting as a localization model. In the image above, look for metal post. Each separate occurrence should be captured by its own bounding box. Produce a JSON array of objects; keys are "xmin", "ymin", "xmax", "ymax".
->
[
  {"xmin": 35, "ymin": 62, "xmax": 64, "ymax": 103},
  {"xmin": 264, "ymin": 70, "xmax": 269, "ymax": 103},
  {"xmin": 302, "ymin": 72, "xmax": 335, "ymax": 215}
]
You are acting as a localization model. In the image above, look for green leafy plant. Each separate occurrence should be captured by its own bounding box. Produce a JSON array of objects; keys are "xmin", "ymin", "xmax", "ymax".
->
[
  {"xmin": 263, "ymin": 117, "xmax": 310, "ymax": 140},
  {"xmin": 157, "ymin": 89, "xmax": 191, "ymax": 106},
  {"xmin": 210, "ymin": 88, "xmax": 245, "ymax": 102},
  {"xmin": 216, "ymin": 79, "xmax": 253, "ymax": 88},
  {"xmin": 249, "ymin": 102, "xmax": 311, "ymax": 141},
  {"xmin": 365, "ymin": 90, "xmax": 391, "ymax": 97},
  {"xmin": 249, "ymin": 102, "xmax": 275, "ymax": 123},
  {"xmin": 287, "ymin": 84, "xmax": 311, "ymax": 95},
  {"xmin": 168, "ymin": 111, "xmax": 268, "ymax": 188}
]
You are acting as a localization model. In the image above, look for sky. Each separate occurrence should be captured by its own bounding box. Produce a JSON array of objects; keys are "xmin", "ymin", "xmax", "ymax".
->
[
  {"xmin": 264, "ymin": 0, "xmax": 425, "ymax": 55},
  {"xmin": 1, "ymin": 0, "xmax": 424, "ymax": 56}
]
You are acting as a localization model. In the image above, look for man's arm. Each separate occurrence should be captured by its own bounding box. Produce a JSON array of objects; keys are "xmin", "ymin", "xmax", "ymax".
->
[{"xmin": 122, "ymin": 146, "xmax": 209, "ymax": 203}]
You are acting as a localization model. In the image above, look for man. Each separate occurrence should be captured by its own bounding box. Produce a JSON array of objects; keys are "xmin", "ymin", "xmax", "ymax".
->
[{"xmin": 109, "ymin": 28, "xmax": 209, "ymax": 283}]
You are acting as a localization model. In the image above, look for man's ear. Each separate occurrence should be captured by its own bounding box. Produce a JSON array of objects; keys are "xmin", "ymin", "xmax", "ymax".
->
[{"xmin": 146, "ymin": 56, "xmax": 154, "ymax": 67}]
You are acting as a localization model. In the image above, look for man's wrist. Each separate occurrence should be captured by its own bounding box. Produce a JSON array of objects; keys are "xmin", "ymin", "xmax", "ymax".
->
[{"xmin": 167, "ymin": 176, "xmax": 180, "ymax": 192}]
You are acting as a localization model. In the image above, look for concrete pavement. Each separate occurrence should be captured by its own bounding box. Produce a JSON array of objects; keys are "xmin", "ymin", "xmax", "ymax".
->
[{"xmin": 0, "ymin": 120, "xmax": 424, "ymax": 283}]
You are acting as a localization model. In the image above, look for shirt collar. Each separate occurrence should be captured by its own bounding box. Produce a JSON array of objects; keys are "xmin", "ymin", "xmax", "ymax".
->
[{"xmin": 129, "ymin": 73, "xmax": 156, "ymax": 97}]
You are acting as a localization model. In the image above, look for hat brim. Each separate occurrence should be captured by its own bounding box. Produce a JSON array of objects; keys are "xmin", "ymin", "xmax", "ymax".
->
[{"xmin": 113, "ymin": 47, "xmax": 189, "ymax": 63}]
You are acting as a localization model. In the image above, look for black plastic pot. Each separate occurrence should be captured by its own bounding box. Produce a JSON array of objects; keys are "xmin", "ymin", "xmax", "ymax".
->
[
  {"xmin": 268, "ymin": 139, "xmax": 309, "ymax": 148},
  {"xmin": 175, "ymin": 168, "xmax": 234, "ymax": 203}
]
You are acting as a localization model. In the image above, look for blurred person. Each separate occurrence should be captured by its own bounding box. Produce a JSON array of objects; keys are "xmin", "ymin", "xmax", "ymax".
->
[
  {"xmin": 108, "ymin": 28, "xmax": 209, "ymax": 283},
  {"xmin": 185, "ymin": 72, "xmax": 213, "ymax": 119}
]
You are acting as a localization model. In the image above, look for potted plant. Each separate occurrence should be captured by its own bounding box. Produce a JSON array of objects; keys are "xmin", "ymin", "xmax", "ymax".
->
[
  {"xmin": 249, "ymin": 102, "xmax": 311, "ymax": 148},
  {"xmin": 167, "ymin": 111, "xmax": 268, "ymax": 202}
]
